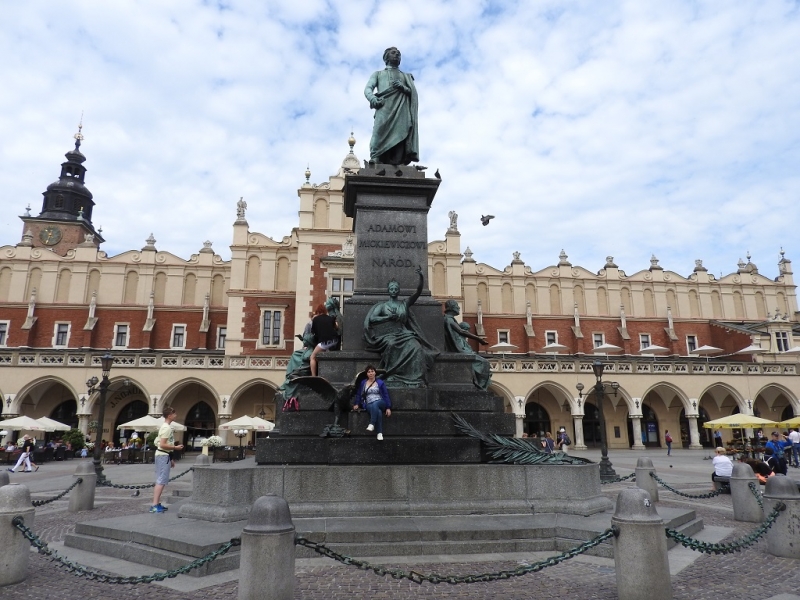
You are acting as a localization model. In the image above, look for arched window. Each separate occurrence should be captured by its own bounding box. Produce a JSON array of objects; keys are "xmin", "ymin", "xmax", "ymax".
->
[
  {"xmin": 245, "ymin": 256, "xmax": 260, "ymax": 290},
  {"xmin": 55, "ymin": 269, "xmax": 72, "ymax": 303},
  {"xmin": 733, "ymin": 291, "xmax": 745, "ymax": 319},
  {"xmin": 523, "ymin": 401, "xmax": 551, "ymax": 437},
  {"xmin": 313, "ymin": 198, "xmax": 329, "ymax": 229},
  {"xmin": 501, "ymin": 283, "xmax": 513, "ymax": 313},
  {"xmin": 123, "ymin": 271, "xmax": 139, "ymax": 304},
  {"xmin": 689, "ymin": 290, "xmax": 700, "ymax": 318},
  {"xmin": 0, "ymin": 267, "xmax": 11, "ymax": 302},
  {"xmin": 574, "ymin": 285, "xmax": 585, "ymax": 314},
  {"xmin": 549, "ymin": 284, "xmax": 561, "ymax": 315},
  {"xmin": 597, "ymin": 287, "xmax": 609, "ymax": 316},
  {"xmin": 643, "ymin": 288, "xmax": 655, "ymax": 317},
  {"xmin": 666, "ymin": 290, "xmax": 677, "ymax": 315},
  {"xmin": 85, "ymin": 269, "xmax": 101, "ymax": 303},
  {"xmin": 620, "ymin": 287, "xmax": 632, "ymax": 315},
  {"xmin": 276, "ymin": 257, "xmax": 290, "ymax": 291},
  {"xmin": 525, "ymin": 283, "xmax": 537, "ymax": 313},
  {"xmin": 211, "ymin": 274, "xmax": 225, "ymax": 306},
  {"xmin": 432, "ymin": 262, "xmax": 446, "ymax": 297},
  {"xmin": 754, "ymin": 291, "xmax": 766, "ymax": 319},
  {"xmin": 477, "ymin": 282, "xmax": 489, "ymax": 311},
  {"xmin": 26, "ymin": 268, "xmax": 42, "ymax": 300},
  {"xmin": 183, "ymin": 273, "xmax": 197, "ymax": 306},
  {"xmin": 711, "ymin": 290, "xmax": 723, "ymax": 318},
  {"xmin": 153, "ymin": 272, "xmax": 167, "ymax": 305}
]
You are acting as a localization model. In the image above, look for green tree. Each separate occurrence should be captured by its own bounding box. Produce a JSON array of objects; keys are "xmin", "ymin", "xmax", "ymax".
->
[{"xmin": 62, "ymin": 428, "xmax": 86, "ymax": 452}]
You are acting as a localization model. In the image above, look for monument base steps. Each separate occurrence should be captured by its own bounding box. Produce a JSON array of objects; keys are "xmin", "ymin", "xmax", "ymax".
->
[{"xmin": 63, "ymin": 507, "xmax": 702, "ymax": 576}]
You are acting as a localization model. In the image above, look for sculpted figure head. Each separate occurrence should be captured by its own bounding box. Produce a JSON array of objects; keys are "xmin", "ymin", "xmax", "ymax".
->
[
  {"xmin": 387, "ymin": 279, "xmax": 400, "ymax": 299},
  {"xmin": 444, "ymin": 299, "xmax": 460, "ymax": 315},
  {"xmin": 383, "ymin": 47, "xmax": 401, "ymax": 67}
]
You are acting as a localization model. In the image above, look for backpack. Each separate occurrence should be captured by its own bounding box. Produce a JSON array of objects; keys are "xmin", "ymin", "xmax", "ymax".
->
[
  {"xmin": 282, "ymin": 396, "xmax": 300, "ymax": 412},
  {"xmin": 767, "ymin": 455, "xmax": 788, "ymax": 476},
  {"xmin": 563, "ymin": 434, "xmax": 571, "ymax": 446}
]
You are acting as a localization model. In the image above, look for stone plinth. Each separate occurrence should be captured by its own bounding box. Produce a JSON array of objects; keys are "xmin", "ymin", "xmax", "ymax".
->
[
  {"xmin": 178, "ymin": 462, "xmax": 613, "ymax": 523},
  {"xmin": 342, "ymin": 168, "xmax": 443, "ymax": 352}
]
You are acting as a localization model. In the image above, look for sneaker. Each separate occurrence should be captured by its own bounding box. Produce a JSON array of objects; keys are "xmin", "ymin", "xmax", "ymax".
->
[
  {"xmin": 366, "ymin": 424, "xmax": 375, "ymax": 432},
  {"xmin": 156, "ymin": 503, "xmax": 168, "ymax": 511},
  {"xmin": 7, "ymin": 468, "xmax": 14, "ymax": 473},
  {"xmin": 377, "ymin": 433, "xmax": 383, "ymax": 441},
  {"xmin": 149, "ymin": 505, "xmax": 166, "ymax": 513}
]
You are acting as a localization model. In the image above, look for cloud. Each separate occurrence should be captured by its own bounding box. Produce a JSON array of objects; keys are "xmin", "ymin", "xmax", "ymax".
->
[{"xmin": 1, "ymin": 1, "xmax": 798, "ymax": 280}]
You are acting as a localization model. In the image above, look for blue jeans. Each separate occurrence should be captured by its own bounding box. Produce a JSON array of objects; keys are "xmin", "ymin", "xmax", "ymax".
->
[
  {"xmin": 793, "ymin": 444, "xmax": 800, "ymax": 467},
  {"xmin": 666, "ymin": 441, "xmax": 672, "ymax": 455},
  {"xmin": 365, "ymin": 400, "xmax": 387, "ymax": 434}
]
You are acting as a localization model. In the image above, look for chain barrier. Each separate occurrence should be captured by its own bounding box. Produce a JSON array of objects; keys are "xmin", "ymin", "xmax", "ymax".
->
[
  {"xmin": 665, "ymin": 501, "xmax": 785, "ymax": 555},
  {"xmin": 296, "ymin": 528, "xmax": 617, "ymax": 585},
  {"xmin": 748, "ymin": 482, "xmax": 764, "ymax": 510},
  {"xmin": 649, "ymin": 472, "xmax": 725, "ymax": 499},
  {"xmin": 97, "ymin": 466, "xmax": 193, "ymax": 490},
  {"xmin": 31, "ymin": 478, "xmax": 83, "ymax": 507},
  {"xmin": 600, "ymin": 473, "xmax": 636, "ymax": 485},
  {"xmin": 12, "ymin": 516, "xmax": 240, "ymax": 584}
]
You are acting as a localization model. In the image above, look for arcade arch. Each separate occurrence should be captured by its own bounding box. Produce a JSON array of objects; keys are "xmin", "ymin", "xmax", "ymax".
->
[{"xmin": 228, "ymin": 379, "xmax": 280, "ymax": 422}]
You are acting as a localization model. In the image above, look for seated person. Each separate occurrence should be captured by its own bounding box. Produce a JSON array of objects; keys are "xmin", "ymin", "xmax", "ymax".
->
[
  {"xmin": 5, "ymin": 442, "xmax": 16, "ymax": 452},
  {"xmin": 309, "ymin": 304, "xmax": 339, "ymax": 377},
  {"xmin": 740, "ymin": 457, "xmax": 773, "ymax": 484},
  {"xmin": 764, "ymin": 446, "xmax": 788, "ymax": 476},
  {"xmin": 711, "ymin": 447, "xmax": 733, "ymax": 488}
]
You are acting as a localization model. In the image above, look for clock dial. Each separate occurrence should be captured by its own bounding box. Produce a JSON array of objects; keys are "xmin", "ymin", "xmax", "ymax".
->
[{"xmin": 39, "ymin": 226, "xmax": 63, "ymax": 246}]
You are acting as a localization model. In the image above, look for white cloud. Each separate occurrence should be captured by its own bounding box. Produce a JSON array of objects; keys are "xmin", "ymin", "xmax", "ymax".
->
[{"xmin": 1, "ymin": 0, "xmax": 798, "ymax": 280}]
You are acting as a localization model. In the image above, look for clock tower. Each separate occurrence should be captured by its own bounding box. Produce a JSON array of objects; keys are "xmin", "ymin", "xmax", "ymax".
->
[{"xmin": 20, "ymin": 122, "xmax": 105, "ymax": 255}]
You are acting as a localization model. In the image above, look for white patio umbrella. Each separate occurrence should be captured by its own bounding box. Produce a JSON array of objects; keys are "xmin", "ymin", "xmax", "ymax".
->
[
  {"xmin": 735, "ymin": 344, "xmax": 767, "ymax": 355},
  {"xmin": 36, "ymin": 416, "xmax": 72, "ymax": 431},
  {"xmin": 592, "ymin": 343, "xmax": 623, "ymax": 354},
  {"xmin": 691, "ymin": 345, "xmax": 723, "ymax": 356},
  {"xmin": 540, "ymin": 342, "xmax": 569, "ymax": 353},
  {"xmin": 218, "ymin": 415, "xmax": 275, "ymax": 431},
  {"xmin": 487, "ymin": 342, "xmax": 519, "ymax": 354},
  {"xmin": 116, "ymin": 415, "xmax": 186, "ymax": 432},
  {"xmin": 638, "ymin": 345, "xmax": 670, "ymax": 355},
  {"xmin": 0, "ymin": 415, "xmax": 53, "ymax": 431}
]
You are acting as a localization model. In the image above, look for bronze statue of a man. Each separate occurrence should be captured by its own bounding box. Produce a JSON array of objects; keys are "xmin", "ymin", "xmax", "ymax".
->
[{"xmin": 364, "ymin": 47, "xmax": 419, "ymax": 165}]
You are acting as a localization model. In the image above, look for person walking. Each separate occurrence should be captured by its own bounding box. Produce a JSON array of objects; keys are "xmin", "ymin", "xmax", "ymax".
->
[
  {"xmin": 8, "ymin": 435, "xmax": 37, "ymax": 473},
  {"xmin": 542, "ymin": 432, "xmax": 556, "ymax": 454},
  {"xmin": 789, "ymin": 428, "xmax": 800, "ymax": 468},
  {"xmin": 664, "ymin": 430, "xmax": 673, "ymax": 456},
  {"xmin": 353, "ymin": 365, "xmax": 392, "ymax": 441},
  {"xmin": 150, "ymin": 407, "xmax": 183, "ymax": 513},
  {"xmin": 714, "ymin": 428, "xmax": 723, "ymax": 449}
]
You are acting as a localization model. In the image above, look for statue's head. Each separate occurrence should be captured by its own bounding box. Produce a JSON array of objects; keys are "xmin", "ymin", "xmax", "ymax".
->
[
  {"xmin": 387, "ymin": 279, "xmax": 400, "ymax": 297},
  {"xmin": 383, "ymin": 47, "xmax": 401, "ymax": 67},
  {"xmin": 325, "ymin": 297, "xmax": 340, "ymax": 312},
  {"xmin": 459, "ymin": 322, "xmax": 471, "ymax": 332},
  {"xmin": 445, "ymin": 299, "xmax": 460, "ymax": 314}
]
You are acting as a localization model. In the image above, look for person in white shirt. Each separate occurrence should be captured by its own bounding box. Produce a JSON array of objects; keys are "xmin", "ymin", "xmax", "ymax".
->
[
  {"xmin": 788, "ymin": 428, "xmax": 800, "ymax": 468},
  {"xmin": 711, "ymin": 447, "xmax": 733, "ymax": 491}
]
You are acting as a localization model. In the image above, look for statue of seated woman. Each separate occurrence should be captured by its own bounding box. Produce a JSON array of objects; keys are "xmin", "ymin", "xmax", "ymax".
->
[
  {"xmin": 364, "ymin": 266, "xmax": 438, "ymax": 387},
  {"xmin": 443, "ymin": 299, "xmax": 492, "ymax": 390}
]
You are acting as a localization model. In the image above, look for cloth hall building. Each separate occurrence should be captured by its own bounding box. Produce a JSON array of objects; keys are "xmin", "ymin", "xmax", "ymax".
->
[{"xmin": 0, "ymin": 133, "xmax": 798, "ymax": 452}]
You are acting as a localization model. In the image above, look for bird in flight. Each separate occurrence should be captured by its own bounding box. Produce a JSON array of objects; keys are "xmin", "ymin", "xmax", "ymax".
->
[{"xmin": 481, "ymin": 215, "xmax": 495, "ymax": 226}]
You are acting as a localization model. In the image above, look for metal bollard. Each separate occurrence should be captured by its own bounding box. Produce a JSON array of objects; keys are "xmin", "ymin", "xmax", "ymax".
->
[
  {"xmin": 0, "ymin": 484, "xmax": 36, "ymax": 587},
  {"xmin": 612, "ymin": 488, "xmax": 673, "ymax": 600},
  {"xmin": 0, "ymin": 471, "xmax": 9, "ymax": 488},
  {"xmin": 729, "ymin": 462, "xmax": 762, "ymax": 523},
  {"xmin": 69, "ymin": 461, "xmax": 97, "ymax": 512},
  {"xmin": 238, "ymin": 494, "xmax": 296, "ymax": 600},
  {"xmin": 635, "ymin": 457, "xmax": 659, "ymax": 502},
  {"xmin": 763, "ymin": 475, "xmax": 800, "ymax": 559}
]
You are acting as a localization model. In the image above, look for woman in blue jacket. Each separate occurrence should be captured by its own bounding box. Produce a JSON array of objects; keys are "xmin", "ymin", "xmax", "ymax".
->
[{"xmin": 353, "ymin": 365, "xmax": 392, "ymax": 441}]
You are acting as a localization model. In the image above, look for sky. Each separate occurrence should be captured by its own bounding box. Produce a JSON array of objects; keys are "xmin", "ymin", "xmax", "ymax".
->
[{"xmin": 2, "ymin": 1, "xmax": 799, "ymax": 280}]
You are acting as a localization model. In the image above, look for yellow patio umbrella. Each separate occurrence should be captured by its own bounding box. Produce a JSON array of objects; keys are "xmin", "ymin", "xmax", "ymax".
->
[
  {"xmin": 778, "ymin": 416, "xmax": 800, "ymax": 428},
  {"xmin": 702, "ymin": 414, "xmax": 779, "ymax": 429}
]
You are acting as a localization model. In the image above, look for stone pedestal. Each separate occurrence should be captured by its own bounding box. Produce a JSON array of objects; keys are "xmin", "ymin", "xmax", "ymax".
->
[{"xmin": 342, "ymin": 166, "xmax": 443, "ymax": 352}]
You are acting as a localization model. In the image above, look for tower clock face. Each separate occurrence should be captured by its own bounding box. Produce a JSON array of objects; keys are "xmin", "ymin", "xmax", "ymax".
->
[{"xmin": 39, "ymin": 226, "xmax": 63, "ymax": 246}]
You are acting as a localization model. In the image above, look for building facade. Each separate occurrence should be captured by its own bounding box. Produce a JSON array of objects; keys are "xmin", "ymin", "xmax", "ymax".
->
[{"xmin": 1, "ymin": 132, "xmax": 798, "ymax": 450}]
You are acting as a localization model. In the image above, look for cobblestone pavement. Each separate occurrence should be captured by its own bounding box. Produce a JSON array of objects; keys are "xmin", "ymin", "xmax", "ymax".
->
[{"xmin": 2, "ymin": 451, "xmax": 799, "ymax": 599}]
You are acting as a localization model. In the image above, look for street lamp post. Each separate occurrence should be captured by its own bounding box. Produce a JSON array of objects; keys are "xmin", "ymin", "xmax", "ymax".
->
[
  {"xmin": 234, "ymin": 429, "xmax": 248, "ymax": 460},
  {"xmin": 86, "ymin": 352, "xmax": 115, "ymax": 484},
  {"xmin": 576, "ymin": 360, "xmax": 619, "ymax": 482}
]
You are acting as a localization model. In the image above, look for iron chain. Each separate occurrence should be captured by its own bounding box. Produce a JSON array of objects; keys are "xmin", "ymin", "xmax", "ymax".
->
[
  {"xmin": 31, "ymin": 478, "xmax": 83, "ymax": 507},
  {"xmin": 601, "ymin": 473, "xmax": 636, "ymax": 484},
  {"xmin": 748, "ymin": 481, "xmax": 764, "ymax": 509},
  {"xmin": 650, "ymin": 472, "xmax": 724, "ymax": 499},
  {"xmin": 12, "ymin": 516, "xmax": 239, "ymax": 584},
  {"xmin": 665, "ymin": 502, "xmax": 784, "ymax": 555},
  {"xmin": 295, "ymin": 528, "xmax": 616, "ymax": 585},
  {"xmin": 97, "ymin": 466, "xmax": 193, "ymax": 490}
]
